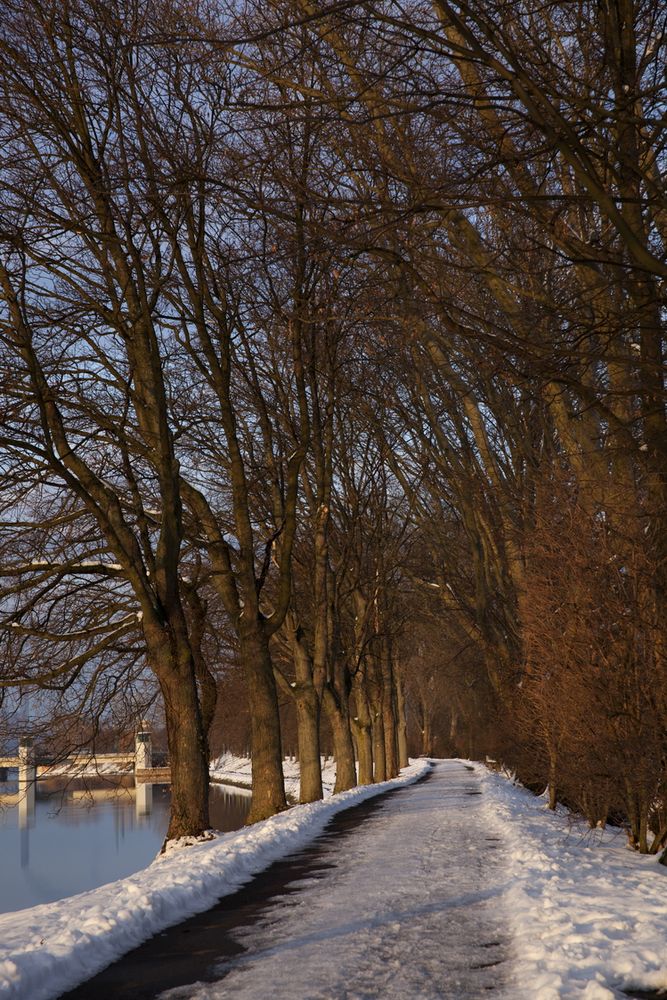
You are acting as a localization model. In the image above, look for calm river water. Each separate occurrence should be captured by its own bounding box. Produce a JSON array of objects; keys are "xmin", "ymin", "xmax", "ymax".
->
[{"xmin": 0, "ymin": 775, "xmax": 250, "ymax": 914}]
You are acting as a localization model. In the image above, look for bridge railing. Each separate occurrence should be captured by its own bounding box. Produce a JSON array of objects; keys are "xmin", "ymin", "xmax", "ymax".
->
[{"xmin": 0, "ymin": 722, "xmax": 157, "ymax": 778}]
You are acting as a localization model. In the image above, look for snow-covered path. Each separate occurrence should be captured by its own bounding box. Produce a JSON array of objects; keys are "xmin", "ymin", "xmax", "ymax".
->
[{"xmin": 159, "ymin": 760, "xmax": 515, "ymax": 1000}]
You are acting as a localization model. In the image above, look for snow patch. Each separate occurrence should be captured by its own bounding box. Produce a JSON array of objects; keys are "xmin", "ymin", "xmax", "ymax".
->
[
  {"xmin": 209, "ymin": 753, "xmax": 339, "ymax": 802},
  {"xmin": 159, "ymin": 831, "xmax": 217, "ymax": 857}
]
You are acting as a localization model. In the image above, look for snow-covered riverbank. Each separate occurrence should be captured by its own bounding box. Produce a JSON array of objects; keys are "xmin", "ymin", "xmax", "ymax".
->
[
  {"xmin": 209, "ymin": 753, "xmax": 339, "ymax": 800},
  {"xmin": 0, "ymin": 760, "xmax": 429, "ymax": 1000}
]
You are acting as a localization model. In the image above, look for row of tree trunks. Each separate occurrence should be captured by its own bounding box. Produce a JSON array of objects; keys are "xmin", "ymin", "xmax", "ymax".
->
[
  {"xmin": 288, "ymin": 649, "xmax": 407, "ymax": 800},
  {"xmin": 274, "ymin": 599, "xmax": 408, "ymax": 806}
]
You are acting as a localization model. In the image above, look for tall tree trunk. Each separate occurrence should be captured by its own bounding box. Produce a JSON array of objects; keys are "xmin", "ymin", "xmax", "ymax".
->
[
  {"xmin": 241, "ymin": 620, "xmax": 287, "ymax": 823},
  {"xmin": 548, "ymin": 751, "xmax": 558, "ymax": 811},
  {"xmin": 383, "ymin": 705, "xmax": 397, "ymax": 779},
  {"xmin": 352, "ymin": 668, "xmax": 374, "ymax": 785},
  {"xmin": 382, "ymin": 647, "xmax": 398, "ymax": 778},
  {"xmin": 158, "ymin": 657, "xmax": 210, "ymax": 842},
  {"xmin": 625, "ymin": 782, "xmax": 641, "ymax": 850},
  {"xmin": 367, "ymin": 650, "xmax": 387, "ymax": 782},
  {"xmin": 637, "ymin": 788, "xmax": 650, "ymax": 855},
  {"xmin": 395, "ymin": 668, "xmax": 409, "ymax": 769},
  {"xmin": 195, "ymin": 660, "xmax": 218, "ymax": 763},
  {"xmin": 295, "ymin": 687, "xmax": 323, "ymax": 803},
  {"xmin": 285, "ymin": 618, "xmax": 324, "ymax": 803},
  {"xmin": 372, "ymin": 708, "xmax": 387, "ymax": 782},
  {"xmin": 421, "ymin": 704, "xmax": 432, "ymax": 756},
  {"xmin": 323, "ymin": 684, "xmax": 356, "ymax": 792},
  {"xmin": 183, "ymin": 583, "xmax": 218, "ymax": 760}
]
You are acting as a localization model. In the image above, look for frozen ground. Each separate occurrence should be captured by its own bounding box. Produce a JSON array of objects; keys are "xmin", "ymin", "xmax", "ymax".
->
[
  {"xmin": 0, "ymin": 758, "xmax": 666, "ymax": 999},
  {"xmin": 168, "ymin": 759, "xmax": 667, "ymax": 1000},
  {"xmin": 482, "ymin": 764, "xmax": 667, "ymax": 998}
]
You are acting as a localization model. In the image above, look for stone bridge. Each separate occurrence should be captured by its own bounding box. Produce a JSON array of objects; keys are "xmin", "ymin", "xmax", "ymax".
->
[{"xmin": 0, "ymin": 722, "xmax": 167, "ymax": 785}]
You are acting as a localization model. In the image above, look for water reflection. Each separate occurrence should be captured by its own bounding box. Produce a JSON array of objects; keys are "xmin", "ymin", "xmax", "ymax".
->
[
  {"xmin": 0, "ymin": 775, "xmax": 250, "ymax": 914},
  {"xmin": 136, "ymin": 781, "xmax": 153, "ymax": 818}
]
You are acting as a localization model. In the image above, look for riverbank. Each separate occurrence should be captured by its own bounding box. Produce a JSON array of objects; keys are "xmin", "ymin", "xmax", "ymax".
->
[
  {"xmin": 208, "ymin": 754, "xmax": 339, "ymax": 802},
  {"xmin": 0, "ymin": 761, "xmax": 431, "ymax": 1000},
  {"xmin": 60, "ymin": 779, "xmax": 417, "ymax": 999}
]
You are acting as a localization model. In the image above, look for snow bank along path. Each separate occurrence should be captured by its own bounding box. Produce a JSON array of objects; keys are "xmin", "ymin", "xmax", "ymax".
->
[
  {"xmin": 158, "ymin": 758, "xmax": 515, "ymax": 1000},
  {"xmin": 480, "ymin": 764, "xmax": 667, "ymax": 999},
  {"xmin": 0, "ymin": 761, "xmax": 430, "ymax": 1000}
]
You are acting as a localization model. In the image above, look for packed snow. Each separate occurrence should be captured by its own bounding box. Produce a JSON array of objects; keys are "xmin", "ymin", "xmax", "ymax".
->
[
  {"xmin": 202, "ymin": 758, "xmax": 667, "ymax": 999},
  {"xmin": 158, "ymin": 759, "xmax": 515, "ymax": 1000},
  {"xmin": 0, "ymin": 758, "xmax": 665, "ymax": 999}
]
